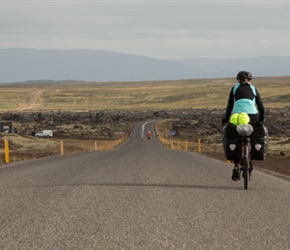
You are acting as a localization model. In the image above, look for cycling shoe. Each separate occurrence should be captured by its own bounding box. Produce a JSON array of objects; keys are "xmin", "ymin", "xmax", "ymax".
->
[{"xmin": 232, "ymin": 166, "xmax": 240, "ymax": 181}]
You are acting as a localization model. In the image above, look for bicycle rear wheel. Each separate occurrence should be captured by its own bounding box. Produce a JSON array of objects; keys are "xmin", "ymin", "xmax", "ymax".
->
[{"xmin": 242, "ymin": 143, "xmax": 250, "ymax": 190}]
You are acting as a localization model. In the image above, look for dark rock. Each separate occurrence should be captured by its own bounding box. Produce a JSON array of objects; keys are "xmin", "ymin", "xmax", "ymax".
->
[{"xmin": 0, "ymin": 108, "xmax": 288, "ymax": 140}]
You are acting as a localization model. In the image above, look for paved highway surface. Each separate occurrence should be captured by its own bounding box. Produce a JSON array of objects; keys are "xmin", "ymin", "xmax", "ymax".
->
[{"xmin": 0, "ymin": 121, "xmax": 289, "ymax": 250}]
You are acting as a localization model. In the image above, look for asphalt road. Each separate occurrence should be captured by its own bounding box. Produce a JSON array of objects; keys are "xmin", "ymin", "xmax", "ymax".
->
[{"xmin": 0, "ymin": 121, "xmax": 289, "ymax": 250}]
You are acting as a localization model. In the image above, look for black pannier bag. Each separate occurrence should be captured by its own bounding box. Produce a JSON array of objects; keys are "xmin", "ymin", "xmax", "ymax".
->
[
  {"xmin": 222, "ymin": 124, "xmax": 241, "ymax": 161},
  {"xmin": 250, "ymin": 122, "xmax": 268, "ymax": 160}
]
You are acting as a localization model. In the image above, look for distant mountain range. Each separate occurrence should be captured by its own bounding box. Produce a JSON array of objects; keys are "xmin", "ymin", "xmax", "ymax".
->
[{"xmin": 0, "ymin": 48, "xmax": 290, "ymax": 83}]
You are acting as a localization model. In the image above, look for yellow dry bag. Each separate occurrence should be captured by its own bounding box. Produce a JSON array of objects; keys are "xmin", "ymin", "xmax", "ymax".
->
[{"xmin": 230, "ymin": 112, "xmax": 250, "ymax": 126}]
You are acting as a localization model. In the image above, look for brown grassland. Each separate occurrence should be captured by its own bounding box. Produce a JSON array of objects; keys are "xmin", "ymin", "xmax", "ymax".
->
[
  {"xmin": 0, "ymin": 76, "xmax": 290, "ymax": 111},
  {"xmin": 0, "ymin": 76, "xmax": 290, "ymax": 177}
]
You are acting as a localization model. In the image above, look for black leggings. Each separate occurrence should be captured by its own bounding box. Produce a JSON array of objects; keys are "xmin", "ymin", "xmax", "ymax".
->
[{"xmin": 248, "ymin": 114, "xmax": 259, "ymax": 122}]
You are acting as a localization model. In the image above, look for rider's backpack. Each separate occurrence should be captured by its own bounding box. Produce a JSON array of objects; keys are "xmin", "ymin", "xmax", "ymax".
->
[
  {"xmin": 222, "ymin": 124, "xmax": 241, "ymax": 161},
  {"xmin": 250, "ymin": 122, "xmax": 268, "ymax": 160}
]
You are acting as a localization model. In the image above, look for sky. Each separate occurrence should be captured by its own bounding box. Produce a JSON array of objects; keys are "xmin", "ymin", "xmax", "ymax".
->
[{"xmin": 1, "ymin": 0, "xmax": 290, "ymax": 59}]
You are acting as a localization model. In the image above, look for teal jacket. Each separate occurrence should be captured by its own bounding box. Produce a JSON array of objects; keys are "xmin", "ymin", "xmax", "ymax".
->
[{"xmin": 225, "ymin": 82, "xmax": 265, "ymax": 122}]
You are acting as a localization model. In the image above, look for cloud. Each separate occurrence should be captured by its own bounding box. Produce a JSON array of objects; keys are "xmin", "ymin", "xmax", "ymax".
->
[{"xmin": 0, "ymin": 1, "xmax": 290, "ymax": 59}]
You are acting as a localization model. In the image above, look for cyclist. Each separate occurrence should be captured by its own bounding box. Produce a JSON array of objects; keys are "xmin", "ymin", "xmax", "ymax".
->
[
  {"xmin": 222, "ymin": 70, "xmax": 266, "ymax": 181},
  {"xmin": 147, "ymin": 131, "xmax": 151, "ymax": 139}
]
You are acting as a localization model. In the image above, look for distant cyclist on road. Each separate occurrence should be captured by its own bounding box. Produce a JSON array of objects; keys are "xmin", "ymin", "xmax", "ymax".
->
[
  {"xmin": 222, "ymin": 70, "xmax": 266, "ymax": 181},
  {"xmin": 147, "ymin": 131, "xmax": 151, "ymax": 139}
]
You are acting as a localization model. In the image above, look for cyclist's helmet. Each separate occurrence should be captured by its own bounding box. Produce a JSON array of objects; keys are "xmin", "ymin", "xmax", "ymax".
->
[{"xmin": 236, "ymin": 71, "xmax": 253, "ymax": 81}]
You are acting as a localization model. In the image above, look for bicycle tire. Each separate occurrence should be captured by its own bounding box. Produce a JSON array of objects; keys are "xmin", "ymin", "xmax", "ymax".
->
[{"xmin": 243, "ymin": 143, "xmax": 250, "ymax": 190}]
